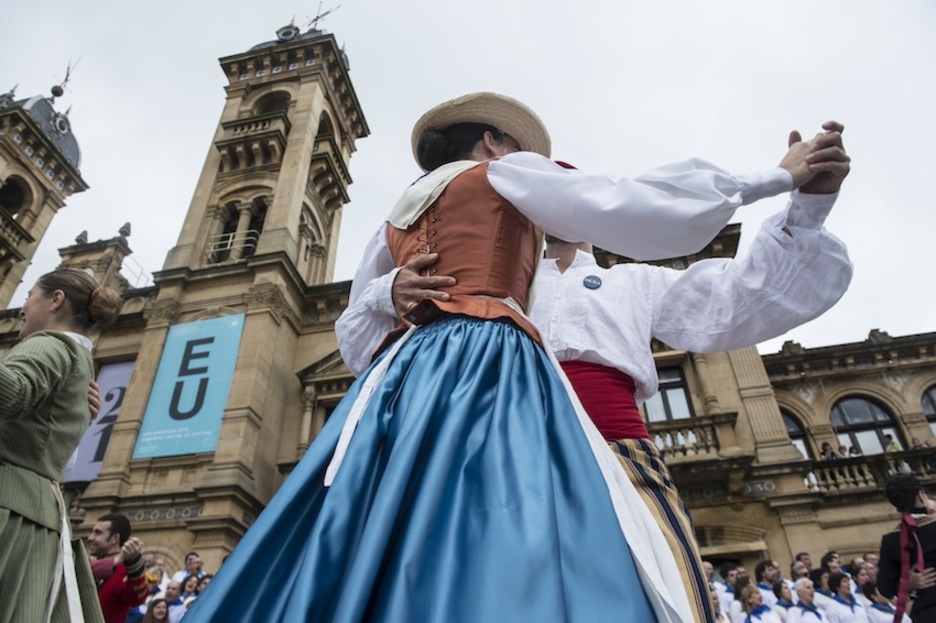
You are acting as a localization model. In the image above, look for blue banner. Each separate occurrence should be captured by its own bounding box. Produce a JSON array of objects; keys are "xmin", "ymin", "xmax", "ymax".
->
[
  {"xmin": 132, "ymin": 314, "xmax": 245, "ymax": 459},
  {"xmin": 62, "ymin": 361, "xmax": 136, "ymax": 483}
]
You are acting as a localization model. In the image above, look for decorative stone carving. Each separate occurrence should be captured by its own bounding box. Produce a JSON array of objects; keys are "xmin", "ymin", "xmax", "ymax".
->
[
  {"xmin": 243, "ymin": 284, "xmax": 289, "ymax": 320},
  {"xmin": 881, "ymin": 372, "xmax": 911, "ymax": 393},
  {"xmin": 144, "ymin": 301, "xmax": 181, "ymax": 327},
  {"xmin": 790, "ymin": 382, "xmax": 821, "ymax": 405},
  {"xmin": 127, "ymin": 505, "xmax": 203, "ymax": 523},
  {"xmin": 778, "ymin": 508, "xmax": 819, "ymax": 526}
]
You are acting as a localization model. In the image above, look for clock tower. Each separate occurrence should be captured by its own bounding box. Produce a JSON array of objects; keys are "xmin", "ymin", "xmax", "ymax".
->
[
  {"xmin": 79, "ymin": 24, "xmax": 369, "ymax": 564},
  {"xmin": 0, "ymin": 85, "xmax": 88, "ymax": 307}
]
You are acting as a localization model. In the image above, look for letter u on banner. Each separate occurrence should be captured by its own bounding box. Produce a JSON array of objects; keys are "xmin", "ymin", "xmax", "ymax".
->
[{"xmin": 132, "ymin": 314, "xmax": 246, "ymax": 459}]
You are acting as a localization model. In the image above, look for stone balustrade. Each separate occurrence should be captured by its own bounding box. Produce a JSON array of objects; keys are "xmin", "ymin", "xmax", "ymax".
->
[
  {"xmin": 806, "ymin": 448, "xmax": 936, "ymax": 494},
  {"xmin": 648, "ymin": 412, "xmax": 741, "ymax": 463}
]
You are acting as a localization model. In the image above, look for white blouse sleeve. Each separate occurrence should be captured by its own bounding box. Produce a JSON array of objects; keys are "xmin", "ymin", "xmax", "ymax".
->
[
  {"xmin": 334, "ymin": 225, "xmax": 401, "ymax": 377},
  {"xmin": 487, "ymin": 152, "xmax": 792, "ymax": 261},
  {"xmin": 651, "ymin": 190, "xmax": 852, "ymax": 353}
]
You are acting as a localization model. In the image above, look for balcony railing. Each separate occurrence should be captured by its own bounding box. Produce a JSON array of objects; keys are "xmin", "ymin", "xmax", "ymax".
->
[
  {"xmin": 647, "ymin": 412, "xmax": 741, "ymax": 463},
  {"xmin": 806, "ymin": 448, "xmax": 936, "ymax": 494},
  {"xmin": 0, "ymin": 208, "xmax": 35, "ymax": 263},
  {"xmin": 206, "ymin": 229, "xmax": 260, "ymax": 263}
]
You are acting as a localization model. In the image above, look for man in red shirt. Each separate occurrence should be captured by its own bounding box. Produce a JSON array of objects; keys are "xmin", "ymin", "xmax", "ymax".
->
[{"xmin": 87, "ymin": 513, "xmax": 148, "ymax": 623}]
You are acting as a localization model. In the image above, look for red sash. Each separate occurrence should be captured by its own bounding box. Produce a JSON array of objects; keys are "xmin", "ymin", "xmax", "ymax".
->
[
  {"xmin": 560, "ymin": 361, "xmax": 648, "ymax": 441},
  {"xmin": 894, "ymin": 512, "xmax": 924, "ymax": 622}
]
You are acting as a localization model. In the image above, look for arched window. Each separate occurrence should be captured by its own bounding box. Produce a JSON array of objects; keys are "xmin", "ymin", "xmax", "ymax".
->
[
  {"xmin": 643, "ymin": 367, "xmax": 694, "ymax": 423},
  {"xmin": 254, "ymin": 91, "xmax": 291, "ymax": 116},
  {"xmin": 0, "ymin": 177, "xmax": 29, "ymax": 219},
  {"xmin": 922, "ymin": 385, "xmax": 936, "ymax": 436},
  {"xmin": 782, "ymin": 410, "xmax": 812, "ymax": 459},
  {"xmin": 830, "ymin": 396, "xmax": 901, "ymax": 455}
]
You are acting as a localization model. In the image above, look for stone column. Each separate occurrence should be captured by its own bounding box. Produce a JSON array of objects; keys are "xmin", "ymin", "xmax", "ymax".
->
[
  {"xmin": 729, "ymin": 345, "xmax": 802, "ymax": 463},
  {"xmin": 230, "ymin": 203, "xmax": 256, "ymax": 260},
  {"xmin": 298, "ymin": 387, "xmax": 316, "ymax": 457},
  {"xmin": 691, "ymin": 352, "xmax": 721, "ymax": 415}
]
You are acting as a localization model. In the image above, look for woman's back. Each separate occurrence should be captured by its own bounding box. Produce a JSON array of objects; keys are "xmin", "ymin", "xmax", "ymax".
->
[{"xmin": 0, "ymin": 331, "xmax": 94, "ymax": 480}]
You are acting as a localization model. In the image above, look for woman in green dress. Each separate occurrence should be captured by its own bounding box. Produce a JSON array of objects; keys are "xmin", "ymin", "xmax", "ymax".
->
[{"xmin": 0, "ymin": 268, "xmax": 121, "ymax": 623}]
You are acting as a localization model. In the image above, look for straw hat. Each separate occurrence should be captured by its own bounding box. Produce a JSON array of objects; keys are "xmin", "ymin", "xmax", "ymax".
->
[{"xmin": 411, "ymin": 92, "xmax": 551, "ymax": 170}]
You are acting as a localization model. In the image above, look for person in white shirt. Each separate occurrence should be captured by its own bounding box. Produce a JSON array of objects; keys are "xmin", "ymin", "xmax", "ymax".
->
[
  {"xmin": 718, "ymin": 564, "xmax": 743, "ymax": 617},
  {"xmin": 773, "ymin": 580, "xmax": 796, "ymax": 622},
  {"xmin": 756, "ymin": 560, "xmax": 782, "ymax": 608},
  {"xmin": 787, "ymin": 578, "xmax": 825, "ymax": 623},
  {"xmin": 729, "ymin": 576, "xmax": 755, "ymax": 623},
  {"xmin": 343, "ymin": 136, "xmax": 852, "ymax": 623},
  {"xmin": 824, "ymin": 571, "xmax": 869, "ymax": 623},
  {"xmin": 740, "ymin": 584, "xmax": 783, "ymax": 622},
  {"xmin": 862, "ymin": 581, "xmax": 908, "ymax": 623},
  {"xmin": 170, "ymin": 551, "xmax": 206, "ymax": 584}
]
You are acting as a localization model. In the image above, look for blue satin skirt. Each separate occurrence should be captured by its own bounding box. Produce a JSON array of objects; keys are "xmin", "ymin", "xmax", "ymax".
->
[{"xmin": 186, "ymin": 317, "xmax": 655, "ymax": 622}]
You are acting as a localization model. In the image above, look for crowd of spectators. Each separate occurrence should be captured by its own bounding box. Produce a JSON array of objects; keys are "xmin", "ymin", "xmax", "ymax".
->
[
  {"xmin": 704, "ymin": 550, "xmax": 910, "ymax": 622},
  {"xmin": 84, "ymin": 511, "xmax": 220, "ymax": 623},
  {"xmin": 123, "ymin": 550, "xmax": 217, "ymax": 623}
]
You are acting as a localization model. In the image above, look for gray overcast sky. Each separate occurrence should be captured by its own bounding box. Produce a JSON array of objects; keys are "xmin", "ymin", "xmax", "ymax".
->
[{"xmin": 3, "ymin": 0, "xmax": 935, "ymax": 354}]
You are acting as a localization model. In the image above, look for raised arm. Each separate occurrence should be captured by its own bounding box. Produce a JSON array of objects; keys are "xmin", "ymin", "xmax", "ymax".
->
[
  {"xmin": 487, "ymin": 123, "xmax": 846, "ymax": 261},
  {"xmin": 650, "ymin": 123, "xmax": 852, "ymax": 351},
  {"xmin": 650, "ymin": 191, "xmax": 852, "ymax": 352}
]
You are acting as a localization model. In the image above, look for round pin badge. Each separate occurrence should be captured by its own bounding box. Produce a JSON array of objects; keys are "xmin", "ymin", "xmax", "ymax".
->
[{"xmin": 583, "ymin": 275, "xmax": 602, "ymax": 290}]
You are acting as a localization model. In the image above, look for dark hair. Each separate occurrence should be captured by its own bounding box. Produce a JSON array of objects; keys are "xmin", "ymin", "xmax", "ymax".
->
[
  {"xmin": 809, "ymin": 568, "xmax": 828, "ymax": 589},
  {"xmin": 828, "ymin": 571, "xmax": 848, "ymax": 594},
  {"xmin": 733, "ymin": 575, "xmax": 751, "ymax": 601},
  {"xmin": 182, "ymin": 574, "xmax": 200, "ymax": 593},
  {"xmin": 863, "ymin": 581, "xmax": 878, "ymax": 600},
  {"xmin": 754, "ymin": 559, "xmax": 773, "ymax": 582},
  {"xmin": 772, "ymin": 579, "xmax": 788, "ymax": 600},
  {"xmin": 795, "ymin": 551, "xmax": 810, "ymax": 562},
  {"xmin": 886, "ymin": 473, "xmax": 923, "ymax": 513},
  {"xmin": 719, "ymin": 561, "xmax": 739, "ymax": 579},
  {"xmin": 196, "ymin": 573, "xmax": 213, "ymax": 593},
  {"xmin": 819, "ymin": 552, "xmax": 838, "ymax": 570},
  {"xmin": 185, "ymin": 551, "xmax": 200, "ymax": 562},
  {"xmin": 141, "ymin": 598, "xmax": 169, "ymax": 623},
  {"xmin": 416, "ymin": 123, "xmax": 504, "ymax": 171},
  {"xmin": 98, "ymin": 512, "xmax": 131, "ymax": 546},
  {"xmin": 37, "ymin": 268, "xmax": 121, "ymax": 330}
]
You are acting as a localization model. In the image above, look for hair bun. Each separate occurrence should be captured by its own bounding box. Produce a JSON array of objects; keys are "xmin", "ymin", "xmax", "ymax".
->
[{"xmin": 88, "ymin": 286, "xmax": 122, "ymax": 328}]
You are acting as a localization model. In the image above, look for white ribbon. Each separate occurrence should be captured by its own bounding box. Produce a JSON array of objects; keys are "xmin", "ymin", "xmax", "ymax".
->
[
  {"xmin": 47, "ymin": 483, "xmax": 85, "ymax": 623},
  {"xmin": 323, "ymin": 326, "xmax": 416, "ymax": 487}
]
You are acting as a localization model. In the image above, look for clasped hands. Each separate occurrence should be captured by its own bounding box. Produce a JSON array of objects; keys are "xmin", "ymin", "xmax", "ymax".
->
[{"xmin": 780, "ymin": 120, "xmax": 850, "ymax": 194}]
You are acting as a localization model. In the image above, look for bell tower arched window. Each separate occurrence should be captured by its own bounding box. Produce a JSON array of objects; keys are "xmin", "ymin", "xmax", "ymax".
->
[
  {"xmin": 0, "ymin": 177, "xmax": 29, "ymax": 220},
  {"xmin": 254, "ymin": 92, "xmax": 291, "ymax": 116}
]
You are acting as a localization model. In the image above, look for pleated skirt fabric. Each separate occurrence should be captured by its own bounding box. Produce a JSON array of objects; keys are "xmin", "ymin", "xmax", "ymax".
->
[
  {"xmin": 610, "ymin": 438, "xmax": 717, "ymax": 623},
  {"xmin": 0, "ymin": 507, "xmax": 104, "ymax": 623},
  {"xmin": 186, "ymin": 316, "xmax": 656, "ymax": 622}
]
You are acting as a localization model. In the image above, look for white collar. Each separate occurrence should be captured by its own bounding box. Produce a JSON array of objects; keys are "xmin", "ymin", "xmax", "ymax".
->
[
  {"xmin": 59, "ymin": 331, "xmax": 93, "ymax": 352},
  {"xmin": 387, "ymin": 160, "xmax": 482, "ymax": 228}
]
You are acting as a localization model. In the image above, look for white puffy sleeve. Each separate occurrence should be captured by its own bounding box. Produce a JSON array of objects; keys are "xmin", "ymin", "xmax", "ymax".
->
[
  {"xmin": 651, "ymin": 191, "xmax": 852, "ymax": 352},
  {"xmin": 487, "ymin": 152, "xmax": 792, "ymax": 261},
  {"xmin": 334, "ymin": 226, "xmax": 400, "ymax": 377}
]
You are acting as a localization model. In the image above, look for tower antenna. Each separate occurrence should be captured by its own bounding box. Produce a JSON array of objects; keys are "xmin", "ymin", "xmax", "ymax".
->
[
  {"xmin": 304, "ymin": 1, "xmax": 341, "ymax": 31},
  {"xmin": 51, "ymin": 58, "xmax": 81, "ymax": 100}
]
